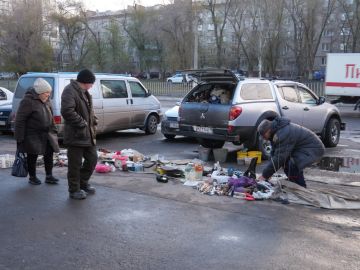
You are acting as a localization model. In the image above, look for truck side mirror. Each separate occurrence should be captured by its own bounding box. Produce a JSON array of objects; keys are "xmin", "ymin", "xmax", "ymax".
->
[{"xmin": 318, "ymin": 96, "xmax": 326, "ymax": 105}]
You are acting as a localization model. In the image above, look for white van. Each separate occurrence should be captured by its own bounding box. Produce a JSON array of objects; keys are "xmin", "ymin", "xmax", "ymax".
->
[{"xmin": 11, "ymin": 72, "xmax": 162, "ymax": 137}]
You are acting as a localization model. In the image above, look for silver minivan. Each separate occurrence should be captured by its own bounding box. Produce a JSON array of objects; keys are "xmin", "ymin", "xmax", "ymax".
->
[{"xmin": 11, "ymin": 72, "xmax": 162, "ymax": 137}]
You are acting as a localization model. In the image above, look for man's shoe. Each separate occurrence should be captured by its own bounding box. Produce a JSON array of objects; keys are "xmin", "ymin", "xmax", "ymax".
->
[
  {"xmin": 45, "ymin": 175, "xmax": 59, "ymax": 184},
  {"xmin": 69, "ymin": 190, "xmax": 87, "ymax": 200},
  {"xmin": 82, "ymin": 185, "xmax": 96, "ymax": 195},
  {"xmin": 29, "ymin": 177, "xmax": 41, "ymax": 185}
]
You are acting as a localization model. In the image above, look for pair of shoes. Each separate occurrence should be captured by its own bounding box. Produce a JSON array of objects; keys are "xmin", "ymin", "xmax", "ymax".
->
[
  {"xmin": 81, "ymin": 185, "xmax": 96, "ymax": 194},
  {"xmin": 69, "ymin": 190, "xmax": 87, "ymax": 200},
  {"xmin": 29, "ymin": 176, "xmax": 41, "ymax": 185},
  {"xmin": 45, "ymin": 175, "xmax": 59, "ymax": 184}
]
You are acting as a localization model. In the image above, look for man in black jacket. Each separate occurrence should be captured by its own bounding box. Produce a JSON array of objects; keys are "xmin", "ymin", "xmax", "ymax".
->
[
  {"xmin": 61, "ymin": 69, "xmax": 98, "ymax": 200},
  {"xmin": 257, "ymin": 117, "xmax": 325, "ymax": 188}
]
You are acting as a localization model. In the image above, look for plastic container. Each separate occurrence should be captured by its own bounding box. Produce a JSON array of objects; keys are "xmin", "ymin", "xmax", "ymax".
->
[
  {"xmin": 237, "ymin": 158, "xmax": 245, "ymax": 165},
  {"xmin": 247, "ymin": 151, "xmax": 262, "ymax": 164},
  {"xmin": 134, "ymin": 163, "xmax": 144, "ymax": 172},
  {"xmin": 198, "ymin": 146, "xmax": 211, "ymax": 161},
  {"xmin": 244, "ymin": 157, "xmax": 253, "ymax": 166},
  {"xmin": 184, "ymin": 162, "xmax": 195, "ymax": 181},
  {"xmin": 237, "ymin": 151, "xmax": 248, "ymax": 159},
  {"xmin": 194, "ymin": 163, "xmax": 204, "ymax": 181},
  {"xmin": 0, "ymin": 154, "xmax": 15, "ymax": 168},
  {"xmin": 213, "ymin": 148, "xmax": 228, "ymax": 163}
]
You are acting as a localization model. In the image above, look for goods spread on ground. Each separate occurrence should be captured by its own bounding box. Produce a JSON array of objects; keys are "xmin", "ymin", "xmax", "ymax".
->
[{"xmin": 3, "ymin": 147, "xmax": 360, "ymax": 209}]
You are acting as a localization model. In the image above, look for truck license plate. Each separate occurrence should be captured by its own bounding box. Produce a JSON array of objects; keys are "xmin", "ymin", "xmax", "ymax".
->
[
  {"xmin": 193, "ymin": 126, "xmax": 213, "ymax": 134},
  {"xmin": 0, "ymin": 121, "xmax": 5, "ymax": 126},
  {"xmin": 169, "ymin": 122, "xmax": 179, "ymax": 128}
]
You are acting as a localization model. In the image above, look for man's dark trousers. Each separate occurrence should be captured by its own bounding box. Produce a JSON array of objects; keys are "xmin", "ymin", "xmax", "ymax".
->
[
  {"xmin": 67, "ymin": 145, "xmax": 97, "ymax": 193},
  {"xmin": 283, "ymin": 158, "xmax": 307, "ymax": 188}
]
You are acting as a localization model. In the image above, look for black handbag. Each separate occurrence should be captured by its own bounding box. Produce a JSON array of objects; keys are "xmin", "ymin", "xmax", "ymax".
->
[{"xmin": 11, "ymin": 150, "xmax": 28, "ymax": 177}]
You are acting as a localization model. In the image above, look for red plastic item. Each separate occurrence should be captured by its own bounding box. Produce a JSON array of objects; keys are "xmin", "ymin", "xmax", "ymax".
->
[{"xmin": 95, "ymin": 163, "xmax": 112, "ymax": 173}]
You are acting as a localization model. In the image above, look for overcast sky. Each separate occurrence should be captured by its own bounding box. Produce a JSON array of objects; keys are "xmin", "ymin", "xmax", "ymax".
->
[{"xmin": 84, "ymin": 0, "xmax": 168, "ymax": 12}]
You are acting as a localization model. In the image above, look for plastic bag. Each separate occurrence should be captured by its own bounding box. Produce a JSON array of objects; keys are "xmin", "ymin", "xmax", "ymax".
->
[{"xmin": 11, "ymin": 150, "xmax": 28, "ymax": 177}]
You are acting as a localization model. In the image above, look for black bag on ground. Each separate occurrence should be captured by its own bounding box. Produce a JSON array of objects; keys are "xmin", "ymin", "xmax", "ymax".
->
[{"xmin": 11, "ymin": 150, "xmax": 28, "ymax": 177}]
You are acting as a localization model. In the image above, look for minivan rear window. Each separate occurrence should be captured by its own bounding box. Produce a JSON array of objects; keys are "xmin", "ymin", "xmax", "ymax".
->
[
  {"xmin": 15, "ymin": 77, "xmax": 55, "ymax": 98},
  {"xmin": 240, "ymin": 83, "xmax": 273, "ymax": 100}
]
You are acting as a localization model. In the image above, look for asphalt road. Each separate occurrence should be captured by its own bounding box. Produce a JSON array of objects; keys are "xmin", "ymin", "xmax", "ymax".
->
[{"xmin": 0, "ymin": 101, "xmax": 359, "ymax": 270}]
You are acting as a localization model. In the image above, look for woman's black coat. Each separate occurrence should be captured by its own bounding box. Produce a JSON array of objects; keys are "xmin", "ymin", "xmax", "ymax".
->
[{"xmin": 14, "ymin": 88, "xmax": 59, "ymax": 154}]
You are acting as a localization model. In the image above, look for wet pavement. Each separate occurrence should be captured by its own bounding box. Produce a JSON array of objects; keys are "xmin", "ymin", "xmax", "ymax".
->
[{"xmin": 315, "ymin": 156, "xmax": 360, "ymax": 173}]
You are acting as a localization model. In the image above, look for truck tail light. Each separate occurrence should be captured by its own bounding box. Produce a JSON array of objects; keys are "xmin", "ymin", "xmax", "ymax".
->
[
  {"xmin": 53, "ymin": 115, "xmax": 62, "ymax": 124},
  {"xmin": 227, "ymin": 125, "xmax": 235, "ymax": 133},
  {"xmin": 229, "ymin": 106, "xmax": 242, "ymax": 120}
]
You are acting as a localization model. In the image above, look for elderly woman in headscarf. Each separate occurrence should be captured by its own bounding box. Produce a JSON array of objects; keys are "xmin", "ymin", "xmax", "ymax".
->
[{"xmin": 15, "ymin": 78, "xmax": 60, "ymax": 185}]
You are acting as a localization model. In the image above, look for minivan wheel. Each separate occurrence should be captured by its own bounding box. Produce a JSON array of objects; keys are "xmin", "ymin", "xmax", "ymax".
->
[
  {"xmin": 199, "ymin": 139, "xmax": 225, "ymax": 149},
  {"xmin": 322, "ymin": 118, "xmax": 340, "ymax": 147},
  {"xmin": 145, "ymin": 115, "xmax": 158, "ymax": 134}
]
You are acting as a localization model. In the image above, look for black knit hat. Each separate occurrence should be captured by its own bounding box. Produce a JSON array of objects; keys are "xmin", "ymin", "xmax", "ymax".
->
[{"xmin": 77, "ymin": 69, "xmax": 96, "ymax": 84}]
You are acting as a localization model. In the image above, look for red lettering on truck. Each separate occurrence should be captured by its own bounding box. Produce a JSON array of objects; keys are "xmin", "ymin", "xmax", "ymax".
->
[{"xmin": 345, "ymin": 64, "xmax": 360, "ymax": 78}]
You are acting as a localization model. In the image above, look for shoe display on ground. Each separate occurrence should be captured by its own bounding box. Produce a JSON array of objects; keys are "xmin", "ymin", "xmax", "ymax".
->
[
  {"xmin": 29, "ymin": 177, "xmax": 41, "ymax": 185},
  {"xmin": 69, "ymin": 190, "xmax": 87, "ymax": 200},
  {"xmin": 81, "ymin": 185, "xmax": 96, "ymax": 194},
  {"xmin": 45, "ymin": 175, "xmax": 59, "ymax": 184}
]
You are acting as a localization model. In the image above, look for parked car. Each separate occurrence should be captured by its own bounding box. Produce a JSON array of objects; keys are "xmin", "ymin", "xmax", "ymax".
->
[
  {"xmin": 0, "ymin": 102, "xmax": 12, "ymax": 133},
  {"xmin": 11, "ymin": 72, "xmax": 162, "ymax": 138},
  {"xmin": 0, "ymin": 87, "xmax": 14, "ymax": 105},
  {"xmin": 0, "ymin": 72, "xmax": 16, "ymax": 80},
  {"xmin": 177, "ymin": 70, "xmax": 345, "ymax": 157},
  {"xmin": 161, "ymin": 103, "xmax": 180, "ymax": 139},
  {"xmin": 166, "ymin": 74, "xmax": 192, "ymax": 83}
]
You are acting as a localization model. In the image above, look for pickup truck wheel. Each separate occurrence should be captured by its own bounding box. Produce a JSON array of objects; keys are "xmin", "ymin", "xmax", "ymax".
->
[
  {"xmin": 199, "ymin": 139, "xmax": 225, "ymax": 149},
  {"xmin": 145, "ymin": 115, "xmax": 158, "ymax": 134},
  {"xmin": 164, "ymin": 134, "xmax": 176, "ymax": 140},
  {"xmin": 258, "ymin": 134, "xmax": 272, "ymax": 160},
  {"xmin": 323, "ymin": 118, "xmax": 340, "ymax": 147}
]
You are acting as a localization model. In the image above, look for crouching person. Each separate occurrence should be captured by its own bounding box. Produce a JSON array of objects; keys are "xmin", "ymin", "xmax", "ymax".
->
[{"xmin": 257, "ymin": 117, "xmax": 325, "ymax": 188}]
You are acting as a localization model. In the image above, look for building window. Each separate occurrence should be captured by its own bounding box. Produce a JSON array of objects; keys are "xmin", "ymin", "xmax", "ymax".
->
[
  {"xmin": 324, "ymin": 29, "xmax": 333, "ymax": 37},
  {"xmin": 322, "ymin": 43, "xmax": 329, "ymax": 51},
  {"xmin": 321, "ymin": 57, "xmax": 326, "ymax": 65},
  {"xmin": 340, "ymin": 28, "xmax": 350, "ymax": 36}
]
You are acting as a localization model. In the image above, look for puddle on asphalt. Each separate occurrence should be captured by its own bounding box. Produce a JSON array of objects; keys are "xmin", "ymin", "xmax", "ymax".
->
[{"xmin": 314, "ymin": 156, "xmax": 360, "ymax": 173}]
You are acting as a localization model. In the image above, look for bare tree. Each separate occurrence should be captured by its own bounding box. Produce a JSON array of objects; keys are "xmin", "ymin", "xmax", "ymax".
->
[
  {"xmin": 0, "ymin": 0, "xmax": 53, "ymax": 73},
  {"xmin": 104, "ymin": 20, "xmax": 132, "ymax": 73},
  {"xmin": 159, "ymin": 1, "xmax": 193, "ymax": 70},
  {"xmin": 51, "ymin": 0, "xmax": 89, "ymax": 70},
  {"xmin": 286, "ymin": 0, "xmax": 336, "ymax": 78},
  {"xmin": 262, "ymin": 0, "xmax": 286, "ymax": 76},
  {"xmin": 338, "ymin": 0, "xmax": 360, "ymax": 52},
  {"xmin": 228, "ymin": 0, "xmax": 251, "ymax": 71},
  {"xmin": 203, "ymin": 0, "xmax": 232, "ymax": 68},
  {"xmin": 121, "ymin": 5, "xmax": 149, "ymax": 72}
]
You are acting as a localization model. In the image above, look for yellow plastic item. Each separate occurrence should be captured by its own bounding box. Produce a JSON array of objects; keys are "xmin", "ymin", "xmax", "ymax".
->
[
  {"xmin": 247, "ymin": 151, "xmax": 262, "ymax": 164},
  {"xmin": 237, "ymin": 151, "xmax": 248, "ymax": 159}
]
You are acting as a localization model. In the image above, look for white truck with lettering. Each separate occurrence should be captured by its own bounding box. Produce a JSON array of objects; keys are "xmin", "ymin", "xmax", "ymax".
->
[{"xmin": 325, "ymin": 53, "xmax": 360, "ymax": 109}]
